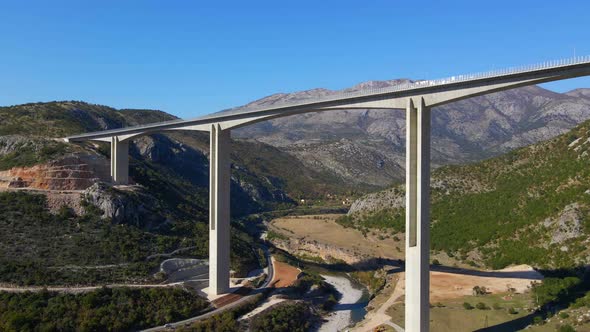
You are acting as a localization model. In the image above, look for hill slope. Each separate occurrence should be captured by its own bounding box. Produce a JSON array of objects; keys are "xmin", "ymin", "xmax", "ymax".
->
[
  {"xmin": 347, "ymin": 119, "xmax": 590, "ymax": 270},
  {"xmin": 0, "ymin": 101, "xmax": 358, "ymax": 286}
]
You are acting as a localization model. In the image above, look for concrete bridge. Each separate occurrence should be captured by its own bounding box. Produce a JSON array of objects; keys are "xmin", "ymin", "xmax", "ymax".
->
[{"xmin": 65, "ymin": 56, "xmax": 590, "ymax": 332}]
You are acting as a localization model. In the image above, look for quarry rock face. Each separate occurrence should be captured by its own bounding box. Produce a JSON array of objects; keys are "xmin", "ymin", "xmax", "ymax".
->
[
  {"xmin": 0, "ymin": 135, "xmax": 110, "ymax": 191},
  {"xmin": 0, "ymin": 155, "xmax": 110, "ymax": 190}
]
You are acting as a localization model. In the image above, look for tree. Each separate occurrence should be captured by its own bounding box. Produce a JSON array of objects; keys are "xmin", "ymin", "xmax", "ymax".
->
[
  {"xmin": 533, "ymin": 316, "xmax": 544, "ymax": 325},
  {"xmin": 473, "ymin": 286, "xmax": 487, "ymax": 296}
]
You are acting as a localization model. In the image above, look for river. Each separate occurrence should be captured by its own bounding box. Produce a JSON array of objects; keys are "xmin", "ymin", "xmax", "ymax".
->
[{"xmin": 318, "ymin": 273, "xmax": 370, "ymax": 332}]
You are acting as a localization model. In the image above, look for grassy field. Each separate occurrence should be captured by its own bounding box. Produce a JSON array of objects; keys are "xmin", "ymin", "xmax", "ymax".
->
[
  {"xmin": 387, "ymin": 292, "xmax": 534, "ymax": 331},
  {"xmin": 269, "ymin": 214, "xmax": 405, "ymax": 261}
]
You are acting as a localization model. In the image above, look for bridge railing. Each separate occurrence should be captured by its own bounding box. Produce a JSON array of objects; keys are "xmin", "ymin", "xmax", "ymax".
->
[
  {"xmin": 65, "ymin": 55, "xmax": 590, "ymax": 140},
  {"xmin": 240, "ymin": 55, "xmax": 590, "ymax": 113}
]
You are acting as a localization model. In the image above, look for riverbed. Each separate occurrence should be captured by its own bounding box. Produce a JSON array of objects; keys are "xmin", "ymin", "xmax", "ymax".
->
[{"xmin": 318, "ymin": 274, "xmax": 369, "ymax": 332}]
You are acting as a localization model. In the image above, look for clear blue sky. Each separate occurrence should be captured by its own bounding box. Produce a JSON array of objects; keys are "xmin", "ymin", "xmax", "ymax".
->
[{"xmin": 1, "ymin": 0, "xmax": 589, "ymax": 118}]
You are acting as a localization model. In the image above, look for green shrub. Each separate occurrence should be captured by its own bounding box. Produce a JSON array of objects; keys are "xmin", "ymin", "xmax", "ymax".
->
[
  {"xmin": 266, "ymin": 230, "xmax": 288, "ymax": 241},
  {"xmin": 0, "ymin": 287, "xmax": 209, "ymax": 331},
  {"xmin": 463, "ymin": 302, "xmax": 474, "ymax": 310},
  {"xmin": 249, "ymin": 302, "xmax": 312, "ymax": 332},
  {"xmin": 533, "ymin": 315, "xmax": 544, "ymax": 325},
  {"xmin": 532, "ymin": 277, "xmax": 581, "ymax": 307},
  {"xmin": 558, "ymin": 324, "xmax": 576, "ymax": 332},
  {"xmin": 323, "ymin": 294, "xmax": 338, "ymax": 311},
  {"xmin": 350, "ymin": 270, "xmax": 386, "ymax": 295},
  {"xmin": 475, "ymin": 302, "xmax": 489, "ymax": 310}
]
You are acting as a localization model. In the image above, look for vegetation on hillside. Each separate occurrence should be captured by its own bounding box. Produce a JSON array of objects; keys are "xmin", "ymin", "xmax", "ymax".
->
[
  {"xmin": 0, "ymin": 101, "xmax": 371, "ymax": 331},
  {"xmin": 0, "ymin": 190, "xmax": 261, "ymax": 285},
  {"xmin": 0, "ymin": 137, "xmax": 74, "ymax": 170},
  {"xmin": 337, "ymin": 209, "xmax": 404, "ymax": 232},
  {"xmin": 249, "ymin": 302, "xmax": 313, "ymax": 332},
  {"xmin": 0, "ymin": 191, "xmax": 189, "ymax": 285},
  {"xmin": 532, "ymin": 276, "xmax": 582, "ymax": 307},
  {"xmin": 0, "ymin": 101, "xmax": 127, "ymax": 137},
  {"xmin": 232, "ymin": 140, "xmax": 370, "ymax": 198},
  {"xmin": 348, "ymin": 120, "xmax": 590, "ymax": 269},
  {"xmin": 350, "ymin": 270, "xmax": 386, "ymax": 296},
  {"xmin": 0, "ymin": 287, "xmax": 208, "ymax": 331},
  {"xmin": 179, "ymin": 296, "xmax": 262, "ymax": 332}
]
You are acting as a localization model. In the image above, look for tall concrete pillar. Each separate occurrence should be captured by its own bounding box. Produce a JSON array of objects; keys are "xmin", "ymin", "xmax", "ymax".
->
[
  {"xmin": 110, "ymin": 136, "xmax": 129, "ymax": 185},
  {"xmin": 209, "ymin": 123, "xmax": 231, "ymax": 296},
  {"xmin": 405, "ymin": 97, "xmax": 431, "ymax": 332}
]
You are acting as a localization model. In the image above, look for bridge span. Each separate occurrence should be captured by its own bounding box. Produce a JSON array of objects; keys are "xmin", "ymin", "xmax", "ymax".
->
[{"xmin": 65, "ymin": 56, "xmax": 590, "ymax": 332}]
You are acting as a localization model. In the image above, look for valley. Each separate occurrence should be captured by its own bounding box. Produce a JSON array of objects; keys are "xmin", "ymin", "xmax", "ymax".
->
[
  {"xmin": 265, "ymin": 213, "xmax": 551, "ymax": 331},
  {"xmin": 5, "ymin": 2, "xmax": 590, "ymax": 331},
  {"xmin": 2, "ymin": 94, "xmax": 590, "ymax": 331}
]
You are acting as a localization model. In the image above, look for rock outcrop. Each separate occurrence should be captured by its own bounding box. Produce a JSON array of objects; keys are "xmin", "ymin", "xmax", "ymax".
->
[
  {"xmin": 543, "ymin": 203, "xmax": 584, "ymax": 245},
  {"xmin": 82, "ymin": 182, "xmax": 168, "ymax": 230},
  {"xmin": 348, "ymin": 187, "xmax": 405, "ymax": 215}
]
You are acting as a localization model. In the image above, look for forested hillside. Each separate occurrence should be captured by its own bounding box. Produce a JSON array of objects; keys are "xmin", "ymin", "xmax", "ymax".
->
[{"xmin": 346, "ymin": 119, "xmax": 590, "ymax": 270}]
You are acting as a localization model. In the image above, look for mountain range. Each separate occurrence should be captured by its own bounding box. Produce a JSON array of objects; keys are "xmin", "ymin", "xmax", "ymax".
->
[{"xmin": 234, "ymin": 81, "xmax": 590, "ymax": 187}]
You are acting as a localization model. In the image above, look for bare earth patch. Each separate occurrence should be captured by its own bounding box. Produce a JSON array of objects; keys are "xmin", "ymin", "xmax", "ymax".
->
[
  {"xmin": 271, "ymin": 258, "xmax": 300, "ymax": 288},
  {"xmin": 429, "ymin": 265, "xmax": 542, "ymax": 302}
]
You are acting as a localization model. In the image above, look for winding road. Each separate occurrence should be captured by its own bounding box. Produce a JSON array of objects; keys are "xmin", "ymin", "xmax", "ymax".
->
[{"xmin": 142, "ymin": 244, "xmax": 275, "ymax": 331}]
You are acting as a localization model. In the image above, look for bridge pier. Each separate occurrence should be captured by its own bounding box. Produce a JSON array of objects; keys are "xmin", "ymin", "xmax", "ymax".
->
[
  {"xmin": 405, "ymin": 97, "xmax": 431, "ymax": 332},
  {"xmin": 110, "ymin": 136, "xmax": 129, "ymax": 185},
  {"xmin": 208, "ymin": 123, "xmax": 231, "ymax": 296}
]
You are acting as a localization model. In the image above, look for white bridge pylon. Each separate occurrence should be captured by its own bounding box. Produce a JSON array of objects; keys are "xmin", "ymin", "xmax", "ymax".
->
[{"xmin": 65, "ymin": 57, "xmax": 590, "ymax": 331}]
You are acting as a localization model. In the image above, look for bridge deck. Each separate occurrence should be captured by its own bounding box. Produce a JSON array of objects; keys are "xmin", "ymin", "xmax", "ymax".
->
[{"xmin": 65, "ymin": 56, "xmax": 590, "ymax": 142}]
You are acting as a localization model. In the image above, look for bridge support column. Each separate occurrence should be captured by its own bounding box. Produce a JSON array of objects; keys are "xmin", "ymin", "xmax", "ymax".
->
[
  {"xmin": 209, "ymin": 124, "xmax": 231, "ymax": 296},
  {"xmin": 110, "ymin": 136, "xmax": 129, "ymax": 185},
  {"xmin": 405, "ymin": 97, "xmax": 431, "ymax": 332}
]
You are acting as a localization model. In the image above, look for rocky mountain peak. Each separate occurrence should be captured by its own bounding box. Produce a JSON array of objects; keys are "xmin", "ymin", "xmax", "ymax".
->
[{"xmin": 566, "ymin": 88, "xmax": 590, "ymax": 100}]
